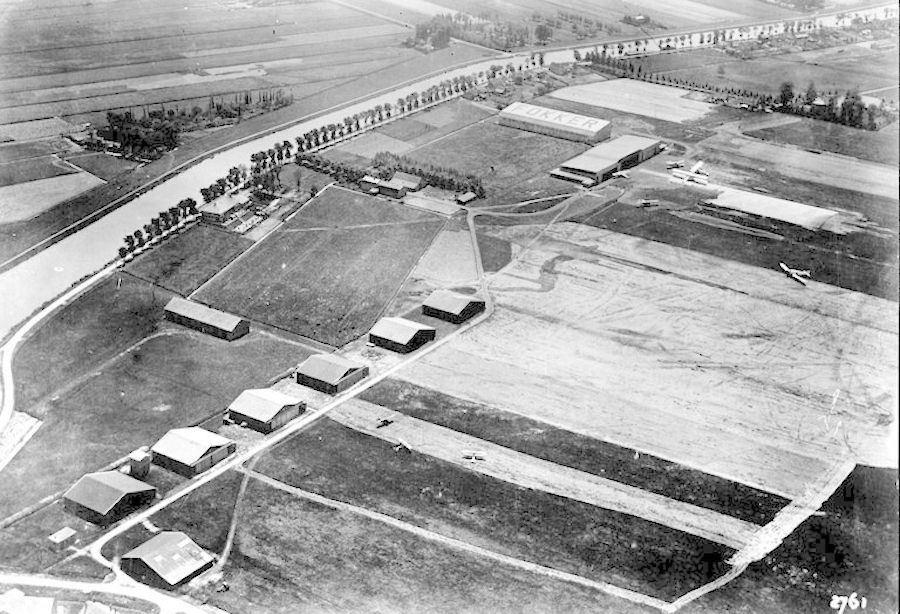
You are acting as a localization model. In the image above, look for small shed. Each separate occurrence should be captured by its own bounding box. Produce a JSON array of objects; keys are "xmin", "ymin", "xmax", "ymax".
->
[
  {"xmin": 63, "ymin": 471, "xmax": 156, "ymax": 526},
  {"xmin": 422, "ymin": 290, "xmax": 486, "ymax": 324},
  {"xmin": 296, "ymin": 354, "xmax": 369, "ymax": 394},
  {"xmin": 48, "ymin": 527, "xmax": 77, "ymax": 552},
  {"xmin": 456, "ymin": 191, "xmax": 477, "ymax": 204},
  {"xmin": 164, "ymin": 297, "xmax": 250, "ymax": 341},
  {"xmin": 121, "ymin": 531, "xmax": 214, "ymax": 589},
  {"xmin": 369, "ymin": 317, "xmax": 436, "ymax": 353},
  {"xmin": 227, "ymin": 388, "xmax": 305, "ymax": 433},
  {"xmin": 151, "ymin": 427, "xmax": 235, "ymax": 477}
]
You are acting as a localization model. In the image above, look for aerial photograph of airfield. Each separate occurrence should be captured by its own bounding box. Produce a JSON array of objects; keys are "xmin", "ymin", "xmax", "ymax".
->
[{"xmin": 0, "ymin": 0, "xmax": 897, "ymax": 612}]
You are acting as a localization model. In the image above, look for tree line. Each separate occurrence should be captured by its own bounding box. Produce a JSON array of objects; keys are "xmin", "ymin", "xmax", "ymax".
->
[{"xmin": 118, "ymin": 198, "xmax": 198, "ymax": 258}]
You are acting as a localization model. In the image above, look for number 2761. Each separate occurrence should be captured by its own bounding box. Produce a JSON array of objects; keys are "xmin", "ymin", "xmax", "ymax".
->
[{"xmin": 831, "ymin": 593, "xmax": 867, "ymax": 614}]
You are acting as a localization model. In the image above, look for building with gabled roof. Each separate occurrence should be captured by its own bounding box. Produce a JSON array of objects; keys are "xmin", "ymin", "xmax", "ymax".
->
[
  {"xmin": 500, "ymin": 101, "xmax": 611, "ymax": 143},
  {"xmin": 227, "ymin": 388, "xmax": 305, "ymax": 433},
  {"xmin": 390, "ymin": 171, "xmax": 424, "ymax": 191},
  {"xmin": 199, "ymin": 191, "xmax": 248, "ymax": 224},
  {"xmin": 164, "ymin": 297, "xmax": 250, "ymax": 341},
  {"xmin": 63, "ymin": 471, "xmax": 156, "ymax": 526},
  {"xmin": 296, "ymin": 354, "xmax": 369, "ymax": 395},
  {"xmin": 151, "ymin": 427, "xmax": 235, "ymax": 477},
  {"xmin": 422, "ymin": 290, "xmax": 486, "ymax": 324},
  {"xmin": 555, "ymin": 135, "xmax": 662, "ymax": 184},
  {"xmin": 369, "ymin": 317, "xmax": 436, "ymax": 353},
  {"xmin": 121, "ymin": 531, "xmax": 214, "ymax": 589}
]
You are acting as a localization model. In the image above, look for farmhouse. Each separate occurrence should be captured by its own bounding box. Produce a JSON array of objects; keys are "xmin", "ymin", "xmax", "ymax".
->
[
  {"xmin": 553, "ymin": 135, "xmax": 662, "ymax": 184},
  {"xmin": 121, "ymin": 531, "xmax": 214, "ymax": 589},
  {"xmin": 499, "ymin": 101, "xmax": 611, "ymax": 144},
  {"xmin": 390, "ymin": 171, "xmax": 424, "ymax": 192},
  {"xmin": 151, "ymin": 427, "xmax": 235, "ymax": 477},
  {"xmin": 227, "ymin": 388, "xmax": 305, "ymax": 433},
  {"xmin": 369, "ymin": 317, "xmax": 436, "ymax": 353},
  {"xmin": 377, "ymin": 177, "xmax": 409, "ymax": 199},
  {"xmin": 199, "ymin": 191, "xmax": 248, "ymax": 224},
  {"xmin": 63, "ymin": 471, "xmax": 156, "ymax": 526},
  {"xmin": 296, "ymin": 354, "xmax": 369, "ymax": 394},
  {"xmin": 422, "ymin": 290, "xmax": 486, "ymax": 324},
  {"xmin": 164, "ymin": 297, "xmax": 250, "ymax": 341},
  {"xmin": 359, "ymin": 175, "xmax": 380, "ymax": 193}
]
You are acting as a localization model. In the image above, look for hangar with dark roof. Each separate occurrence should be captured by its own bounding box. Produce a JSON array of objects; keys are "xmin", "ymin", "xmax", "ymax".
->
[
  {"xmin": 369, "ymin": 317, "xmax": 436, "ymax": 353},
  {"xmin": 164, "ymin": 297, "xmax": 249, "ymax": 341},
  {"xmin": 296, "ymin": 354, "xmax": 369, "ymax": 395},
  {"xmin": 63, "ymin": 471, "xmax": 156, "ymax": 526},
  {"xmin": 227, "ymin": 388, "xmax": 305, "ymax": 433},
  {"xmin": 422, "ymin": 290, "xmax": 485, "ymax": 324},
  {"xmin": 121, "ymin": 531, "xmax": 214, "ymax": 589},
  {"xmin": 552, "ymin": 135, "xmax": 663, "ymax": 184},
  {"xmin": 151, "ymin": 427, "xmax": 235, "ymax": 477}
]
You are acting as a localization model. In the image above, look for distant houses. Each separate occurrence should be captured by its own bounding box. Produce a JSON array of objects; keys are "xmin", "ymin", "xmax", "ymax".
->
[
  {"xmin": 151, "ymin": 427, "xmax": 235, "ymax": 477},
  {"xmin": 296, "ymin": 354, "xmax": 369, "ymax": 394},
  {"xmin": 164, "ymin": 297, "xmax": 250, "ymax": 341},
  {"xmin": 63, "ymin": 471, "xmax": 156, "ymax": 526},
  {"xmin": 227, "ymin": 388, "xmax": 305, "ymax": 433}
]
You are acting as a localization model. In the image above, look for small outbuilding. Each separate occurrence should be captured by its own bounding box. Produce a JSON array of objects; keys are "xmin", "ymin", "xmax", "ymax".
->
[
  {"xmin": 47, "ymin": 527, "xmax": 77, "ymax": 552},
  {"xmin": 121, "ymin": 531, "xmax": 214, "ymax": 589},
  {"xmin": 63, "ymin": 471, "xmax": 157, "ymax": 526},
  {"xmin": 296, "ymin": 354, "xmax": 369, "ymax": 394},
  {"xmin": 369, "ymin": 317, "xmax": 436, "ymax": 353},
  {"xmin": 422, "ymin": 290, "xmax": 486, "ymax": 324},
  {"xmin": 455, "ymin": 191, "xmax": 477, "ymax": 205},
  {"xmin": 164, "ymin": 297, "xmax": 250, "ymax": 341},
  {"xmin": 227, "ymin": 388, "xmax": 305, "ymax": 433},
  {"xmin": 151, "ymin": 427, "xmax": 235, "ymax": 477}
]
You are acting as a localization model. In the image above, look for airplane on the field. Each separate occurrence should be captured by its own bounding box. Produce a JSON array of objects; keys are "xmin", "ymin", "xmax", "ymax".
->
[
  {"xmin": 670, "ymin": 168, "xmax": 709, "ymax": 185},
  {"xmin": 462, "ymin": 450, "xmax": 486, "ymax": 461},
  {"xmin": 779, "ymin": 262, "xmax": 811, "ymax": 286},
  {"xmin": 666, "ymin": 160, "xmax": 685, "ymax": 169},
  {"xmin": 375, "ymin": 418, "xmax": 393, "ymax": 429},
  {"xmin": 392, "ymin": 438, "xmax": 412, "ymax": 453},
  {"xmin": 689, "ymin": 160, "xmax": 708, "ymax": 175},
  {"xmin": 611, "ymin": 170, "xmax": 630, "ymax": 179}
]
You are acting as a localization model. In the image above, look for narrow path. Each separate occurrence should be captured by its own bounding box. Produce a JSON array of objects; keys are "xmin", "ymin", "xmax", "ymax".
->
[{"xmin": 242, "ymin": 469, "xmax": 678, "ymax": 614}]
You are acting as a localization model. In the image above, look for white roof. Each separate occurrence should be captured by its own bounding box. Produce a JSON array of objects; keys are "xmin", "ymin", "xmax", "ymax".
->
[
  {"xmin": 0, "ymin": 590, "xmax": 54, "ymax": 614},
  {"xmin": 424, "ymin": 290, "xmax": 484, "ymax": 316},
  {"xmin": 500, "ymin": 102, "xmax": 610, "ymax": 137},
  {"xmin": 706, "ymin": 188, "xmax": 839, "ymax": 230},
  {"xmin": 165, "ymin": 297, "xmax": 246, "ymax": 333},
  {"xmin": 562, "ymin": 135, "xmax": 661, "ymax": 174},
  {"xmin": 151, "ymin": 427, "xmax": 232, "ymax": 466},
  {"xmin": 228, "ymin": 388, "xmax": 302, "ymax": 422},
  {"xmin": 297, "ymin": 354, "xmax": 365, "ymax": 385},
  {"xmin": 199, "ymin": 191, "xmax": 248, "ymax": 216},
  {"xmin": 123, "ymin": 531, "xmax": 214, "ymax": 586},
  {"xmin": 370, "ymin": 317, "xmax": 435, "ymax": 344}
]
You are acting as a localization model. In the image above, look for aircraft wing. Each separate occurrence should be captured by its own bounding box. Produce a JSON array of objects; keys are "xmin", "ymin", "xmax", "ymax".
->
[{"xmin": 690, "ymin": 161, "xmax": 704, "ymax": 174}]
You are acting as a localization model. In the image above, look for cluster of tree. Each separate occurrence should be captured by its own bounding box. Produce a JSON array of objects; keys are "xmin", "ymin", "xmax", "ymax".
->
[
  {"xmin": 778, "ymin": 82, "xmax": 891, "ymax": 130},
  {"xmin": 296, "ymin": 152, "xmax": 370, "ymax": 184},
  {"xmin": 199, "ymin": 165, "xmax": 249, "ymax": 203},
  {"xmin": 372, "ymin": 151, "xmax": 485, "ymax": 196},
  {"xmin": 99, "ymin": 111, "xmax": 179, "ymax": 157},
  {"xmin": 533, "ymin": 10, "xmax": 605, "ymax": 37},
  {"xmin": 404, "ymin": 13, "xmax": 541, "ymax": 51},
  {"xmin": 250, "ymin": 141, "xmax": 295, "ymax": 174},
  {"xmin": 118, "ymin": 198, "xmax": 197, "ymax": 258}
]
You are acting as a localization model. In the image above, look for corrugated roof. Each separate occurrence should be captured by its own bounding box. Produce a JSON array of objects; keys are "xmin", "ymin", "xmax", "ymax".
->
[
  {"xmin": 151, "ymin": 427, "xmax": 233, "ymax": 466},
  {"xmin": 64, "ymin": 471, "xmax": 156, "ymax": 515},
  {"xmin": 123, "ymin": 531, "xmax": 214, "ymax": 586},
  {"xmin": 297, "ymin": 354, "xmax": 365, "ymax": 385},
  {"xmin": 165, "ymin": 297, "xmax": 245, "ymax": 333},
  {"xmin": 562, "ymin": 135, "xmax": 661, "ymax": 173},
  {"xmin": 500, "ymin": 101, "xmax": 610, "ymax": 137},
  {"xmin": 228, "ymin": 388, "xmax": 301, "ymax": 422},
  {"xmin": 424, "ymin": 290, "xmax": 484, "ymax": 316},
  {"xmin": 370, "ymin": 317, "xmax": 435, "ymax": 344}
]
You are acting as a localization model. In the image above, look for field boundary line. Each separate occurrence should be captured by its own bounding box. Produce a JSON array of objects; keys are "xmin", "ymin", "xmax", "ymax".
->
[{"xmin": 243, "ymin": 468, "xmax": 678, "ymax": 613}]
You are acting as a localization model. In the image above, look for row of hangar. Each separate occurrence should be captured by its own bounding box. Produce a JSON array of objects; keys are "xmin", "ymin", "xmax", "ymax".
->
[{"xmin": 56, "ymin": 289, "xmax": 486, "ymax": 588}]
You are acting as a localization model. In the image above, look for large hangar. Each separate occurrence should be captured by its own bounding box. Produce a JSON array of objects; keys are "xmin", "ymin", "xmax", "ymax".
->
[
  {"xmin": 499, "ymin": 102, "xmax": 611, "ymax": 144},
  {"xmin": 554, "ymin": 135, "xmax": 662, "ymax": 184}
]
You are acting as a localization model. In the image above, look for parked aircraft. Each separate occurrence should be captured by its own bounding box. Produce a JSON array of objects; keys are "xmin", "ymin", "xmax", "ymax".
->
[
  {"xmin": 612, "ymin": 170, "xmax": 630, "ymax": 179},
  {"xmin": 779, "ymin": 262, "xmax": 811, "ymax": 286},
  {"xmin": 462, "ymin": 450, "xmax": 486, "ymax": 461},
  {"xmin": 392, "ymin": 438, "xmax": 412, "ymax": 453},
  {"xmin": 670, "ymin": 168, "xmax": 709, "ymax": 185},
  {"xmin": 375, "ymin": 418, "xmax": 393, "ymax": 429},
  {"xmin": 666, "ymin": 160, "xmax": 685, "ymax": 169}
]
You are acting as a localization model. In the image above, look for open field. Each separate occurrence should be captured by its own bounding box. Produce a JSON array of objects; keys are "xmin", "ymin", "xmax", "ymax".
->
[
  {"xmin": 1, "ymin": 328, "xmax": 306, "ymax": 519},
  {"xmin": 0, "ymin": 171, "xmax": 105, "ymax": 224},
  {"xmin": 359, "ymin": 378, "xmax": 788, "ymax": 524},
  {"xmin": 0, "ymin": 156, "xmax": 76, "ymax": 187},
  {"xmin": 63, "ymin": 152, "xmax": 140, "ymax": 181},
  {"xmin": 745, "ymin": 117, "xmax": 900, "ymax": 166},
  {"xmin": 126, "ymin": 224, "xmax": 252, "ymax": 296},
  {"xmin": 645, "ymin": 42, "xmax": 900, "ymax": 98},
  {"xmin": 196, "ymin": 186, "xmax": 444, "ymax": 346},
  {"xmin": 190, "ymin": 476, "xmax": 652, "ymax": 614},
  {"xmin": 0, "ymin": 137, "xmax": 76, "ymax": 163},
  {"xmin": 394, "ymin": 222, "xmax": 897, "ymax": 499},
  {"xmin": 257, "ymin": 419, "xmax": 735, "ymax": 601},
  {"xmin": 408, "ymin": 120, "xmax": 584, "ymax": 206}
]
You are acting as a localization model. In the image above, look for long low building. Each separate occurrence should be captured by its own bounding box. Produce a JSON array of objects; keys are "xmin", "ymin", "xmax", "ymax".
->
[
  {"xmin": 422, "ymin": 290, "xmax": 485, "ymax": 324},
  {"xmin": 151, "ymin": 427, "xmax": 235, "ymax": 477},
  {"xmin": 296, "ymin": 354, "xmax": 369, "ymax": 395},
  {"xmin": 554, "ymin": 135, "xmax": 663, "ymax": 184},
  {"xmin": 227, "ymin": 388, "xmax": 305, "ymax": 433},
  {"xmin": 164, "ymin": 297, "xmax": 249, "ymax": 341},
  {"xmin": 63, "ymin": 471, "xmax": 156, "ymax": 526},
  {"xmin": 499, "ymin": 101, "xmax": 611, "ymax": 144},
  {"xmin": 702, "ymin": 187, "xmax": 839, "ymax": 231},
  {"xmin": 369, "ymin": 317, "xmax": 436, "ymax": 354},
  {"xmin": 121, "ymin": 531, "xmax": 214, "ymax": 589}
]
